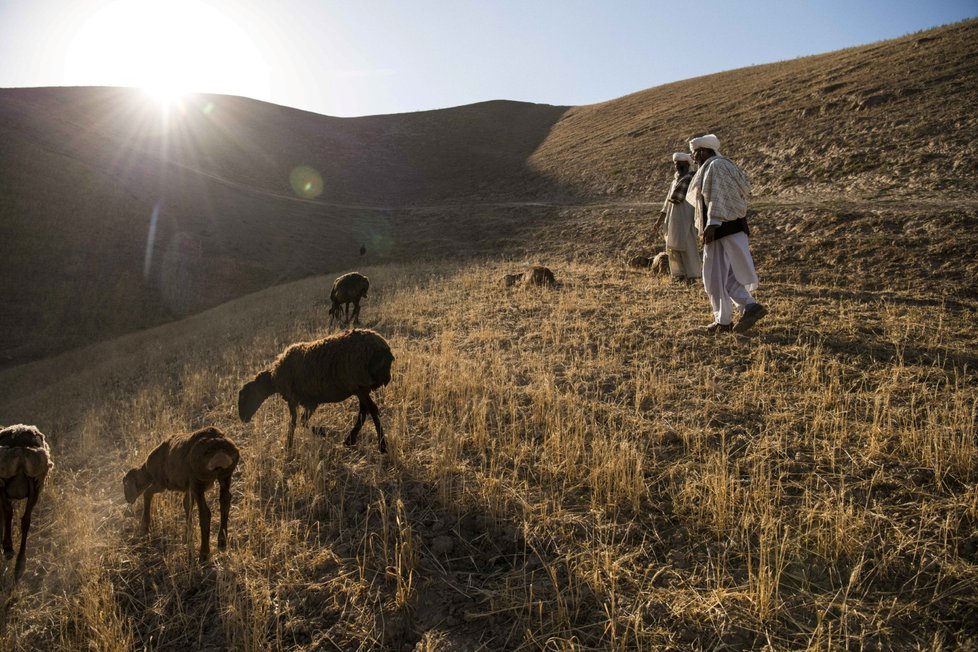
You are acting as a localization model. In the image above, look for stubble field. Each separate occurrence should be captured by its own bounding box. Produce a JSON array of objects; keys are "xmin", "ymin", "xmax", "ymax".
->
[{"xmin": 0, "ymin": 246, "xmax": 975, "ymax": 650}]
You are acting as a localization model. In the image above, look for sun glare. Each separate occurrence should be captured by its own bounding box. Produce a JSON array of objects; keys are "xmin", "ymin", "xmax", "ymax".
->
[
  {"xmin": 143, "ymin": 82, "xmax": 186, "ymax": 107},
  {"xmin": 65, "ymin": 0, "xmax": 269, "ymax": 105}
]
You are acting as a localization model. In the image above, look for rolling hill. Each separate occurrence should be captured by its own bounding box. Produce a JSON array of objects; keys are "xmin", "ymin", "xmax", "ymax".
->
[
  {"xmin": 2, "ymin": 19, "xmax": 978, "ymax": 367},
  {"xmin": 0, "ymin": 17, "xmax": 976, "ymax": 652}
]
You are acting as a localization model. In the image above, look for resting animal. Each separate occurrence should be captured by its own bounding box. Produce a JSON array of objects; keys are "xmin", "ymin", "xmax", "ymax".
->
[
  {"xmin": 0, "ymin": 424, "xmax": 53, "ymax": 580},
  {"xmin": 329, "ymin": 272, "xmax": 370, "ymax": 327},
  {"xmin": 504, "ymin": 265, "xmax": 558, "ymax": 287},
  {"xmin": 238, "ymin": 329, "xmax": 394, "ymax": 452},
  {"xmin": 651, "ymin": 252, "xmax": 670, "ymax": 275},
  {"xmin": 524, "ymin": 265, "xmax": 557, "ymax": 286},
  {"xmin": 123, "ymin": 426, "xmax": 239, "ymax": 562}
]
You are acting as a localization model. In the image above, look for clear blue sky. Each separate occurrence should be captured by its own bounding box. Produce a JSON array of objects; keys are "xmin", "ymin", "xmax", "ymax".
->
[{"xmin": 1, "ymin": 0, "xmax": 974, "ymax": 117}]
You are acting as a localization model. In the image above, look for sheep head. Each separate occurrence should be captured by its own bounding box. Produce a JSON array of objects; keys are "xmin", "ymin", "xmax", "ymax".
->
[
  {"xmin": 238, "ymin": 370, "xmax": 276, "ymax": 422},
  {"xmin": 368, "ymin": 350, "xmax": 394, "ymax": 388},
  {"xmin": 123, "ymin": 467, "xmax": 150, "ymax": 503}
]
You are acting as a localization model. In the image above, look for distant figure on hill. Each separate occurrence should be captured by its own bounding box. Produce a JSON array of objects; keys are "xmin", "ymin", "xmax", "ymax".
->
[
  {"xmin": 360, "ymin": 243, "xmax": 366, "ymax": 256},
  {"xmin": 651, "ymin": 152, "xmax": 701, "ymax": 283},
  {"xmin": 686, "ymin": 134, "xmax": 767, "ymax": 333}
]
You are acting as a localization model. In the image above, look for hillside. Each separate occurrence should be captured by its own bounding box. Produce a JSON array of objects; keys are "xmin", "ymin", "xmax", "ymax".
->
[
  {"xmin": 0, "ymin": 88, "xmax": 569, "ymax": 365},
  {"xmin": 3, "ymin": 20, "xmax": 978, "ymax": 366},
  {"xmin": 529, "ymin": 19, "xmax": 978, "ymax": 200},
  {"xmin": 0, "ymin": 17, "xmax": 977, "ymax": 651}
]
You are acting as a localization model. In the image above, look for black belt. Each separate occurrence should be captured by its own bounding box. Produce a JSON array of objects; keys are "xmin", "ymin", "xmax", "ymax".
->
[
  {"xmin": 714, "ymin": 217, "xmax": 750, "ymax": 239},
  {"xmin": 699, "ymin": 195, "xmax": 750, "ymax": 240}
]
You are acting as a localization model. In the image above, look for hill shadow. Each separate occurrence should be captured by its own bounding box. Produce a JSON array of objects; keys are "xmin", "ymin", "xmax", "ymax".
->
[{"xmin": 0, "ymin": 88, "xmax": 575, "ymax": 368}]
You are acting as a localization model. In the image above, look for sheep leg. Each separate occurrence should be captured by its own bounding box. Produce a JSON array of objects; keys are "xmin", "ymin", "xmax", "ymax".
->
[
  {"xmin": 351, "ymin": 299, "xmax": 361, "ymax": 325},
  {"xmin": 300, "ymin": 405, "xmax": 319, "ymax": 428},
  {"xmin": 183, "ymin": 491, "xmax": 194, "ymax": 558},
  {"xmin": 306, "ymin": 406, "xmax": 330, "ymax": 438},
  {"xmin": 343, "ymin": 397, "xmax": 369, "ymax": 448},
  {"xmin": 218, "ymin": 476, "xmax": 231, "ymax": 551},
  {"xmin": 194, "ymin": 484, "xmax": 212, "ymax": 562},
  {"xmin": 286, "ymin": 401, "xmax": 298, "ymax": 449},
  {"xmin": 14, "ymin": 486, "xmax": 39, "ymax": 580},
  {"xmin": 363, "ymin": 393, "xmax": 387, "ymax": 453},
  {"xmin": 0, "ymin": 494, "xmax": 12, "ymax": 559},
  {"xmin": 141, "ymin": 491, "xmax": 155, "ymax": 534}
]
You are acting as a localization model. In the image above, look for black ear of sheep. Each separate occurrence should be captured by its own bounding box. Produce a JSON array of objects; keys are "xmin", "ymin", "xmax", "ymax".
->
[{"xmin": 238, "ymin": 371, "xmax": 275, "ymax": 422}]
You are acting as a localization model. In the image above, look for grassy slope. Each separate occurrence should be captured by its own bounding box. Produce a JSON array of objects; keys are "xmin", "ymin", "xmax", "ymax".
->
[
  {"xmin": 529, "ymin": 20, "xmax": 978, "ymax": 200},
  {"xmin": 0, "ymin": 256, "xmax": 975, "ymax": 650},
  {"xmin": 0, "ymin": 17, "xmax": 976, "ymax": 652}
]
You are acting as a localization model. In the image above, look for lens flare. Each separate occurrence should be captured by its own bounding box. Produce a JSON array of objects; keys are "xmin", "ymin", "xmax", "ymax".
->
[
  {"xmin": 289, "ymin": 165, "xmax": 323, "ymax": 199},
  {"xmin": 144, "ymin": 202, "xmax": 161, "ymax": 278}
]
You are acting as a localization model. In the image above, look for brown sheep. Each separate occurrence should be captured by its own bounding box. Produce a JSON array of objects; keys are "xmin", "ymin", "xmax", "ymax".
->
[
  {"xmin": 523, "ymin": 265, "xmax": 557, "ymax": 286},
  {"xmin": 504, "ymin": 265, "xmax": 557, "ymax": 288},
  {"xmin": 329, "ymin": 272, "xmax": 370, "ymax": 327},
  {"xmin": 502, "ymin": 273, "xmax": 522, "ymax": 287},
  {"xmin": 0, "ymin": 424, "xmax": 53, "ymax": 580},
  {"xmin": 238, "ymin": 329, "xmax": 394, "ymax": 452},
  {"xmin": 123, "ymin": 426, "xmax": 239, "ymax": 562}
]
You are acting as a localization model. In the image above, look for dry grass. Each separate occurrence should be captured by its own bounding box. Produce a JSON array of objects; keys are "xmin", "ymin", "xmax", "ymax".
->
[
  {"xmin": 0, "ymin": 255, "xmax": 975, "ymax": 650},
  {"xmin": 1, "ymin": 19, "xmax": 976, "ymax": 650}
]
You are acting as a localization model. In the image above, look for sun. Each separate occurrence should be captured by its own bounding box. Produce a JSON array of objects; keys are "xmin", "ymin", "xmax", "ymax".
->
[
  {"xmin": 142, "ymin": 80, "xmax": 187, "ymax": 107},
  {"xmin": 65, "ymin": 0, "xmax": 269, "ymax": 106}
]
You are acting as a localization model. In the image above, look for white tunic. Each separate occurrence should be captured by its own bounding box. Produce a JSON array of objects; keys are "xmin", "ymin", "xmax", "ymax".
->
[{"xmin": 661, "ymin": 174, "xmax": 698, "ymax": 253}]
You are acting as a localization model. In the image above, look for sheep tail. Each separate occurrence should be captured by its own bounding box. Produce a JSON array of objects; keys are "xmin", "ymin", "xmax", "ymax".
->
[{"xmin": 207, "ymin": 451, "xmax": 235, "ymax": 471}]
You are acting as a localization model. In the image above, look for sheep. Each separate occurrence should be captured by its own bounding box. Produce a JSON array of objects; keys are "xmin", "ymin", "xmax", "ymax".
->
[
  {"xmin": 502, "ymin": 273, "xmax": 523, "ymax": 287},
  {"xmin": 523, "ymin": 265, "xmax": 557, "ymax": 286},
  {"xmin": 123, "ymin": 426, "xmax": 239, "ymax": 562},
  {"xmin": 504, "ymin": 265, "xmax": 557, "ymax": 288},
  {"xmin": 238, "ymin": 329, "xmax": 394, "ymax": 452},
  {"xmin": 329, "ymin": 272, "xmax": 370, "ymax": 327},
  {"xmin": 651, "ymin": 252, "xmax": 670, "ymax": 275},
  {"xmin": 0, "ymin": 424, "xmax": 53, "ymax": 580}
]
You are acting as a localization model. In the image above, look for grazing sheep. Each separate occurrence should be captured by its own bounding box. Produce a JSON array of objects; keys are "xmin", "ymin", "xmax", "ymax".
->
[
  {"xmin": 651, "ymin": 252, "xmax": 670, "ymax": 275},
  {"xmin": 504, "ymin": 265, "xmax": 557, "ymax": 288},
  {"xmin": 0, "ymin": 424, "xmax": 53, "ymax": 580},
  {"xmin": 123, "ymin": 426, "xmax": 239, "ymax": 562},
  {"xmin": 329, "ymin": 272, "xmax": 370, "ymax": 327},
  {"xmin": 238, "ymin": 329, "xmax": 394, "ymax": 452},
  {"xmin": 524, "ymin": 265, "xmax": 557, "ymax": 286},
  {"xmin": 502, "ymin": 273, "xmax": 523, "ymax": 287}
]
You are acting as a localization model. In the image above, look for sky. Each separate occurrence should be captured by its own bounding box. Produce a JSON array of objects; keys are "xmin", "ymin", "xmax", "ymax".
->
[{"xmin": 0, "ymin": 0, "xmax": 975, "ymax": 117}]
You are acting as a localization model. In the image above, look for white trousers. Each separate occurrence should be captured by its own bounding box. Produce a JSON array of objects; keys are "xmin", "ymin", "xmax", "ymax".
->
[
  {"xmin": 702, "ymin": 232, "xmax": 758, "ymax": 325},
  {"xmin": 667, "ymin": 244, "xmax": 702, "ymax": 279}
]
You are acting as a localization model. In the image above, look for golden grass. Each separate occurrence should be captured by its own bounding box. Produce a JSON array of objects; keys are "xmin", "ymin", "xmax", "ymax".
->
[{"xmin": 0, "ymin": 258, "xmax": 976, "ymax": 649}]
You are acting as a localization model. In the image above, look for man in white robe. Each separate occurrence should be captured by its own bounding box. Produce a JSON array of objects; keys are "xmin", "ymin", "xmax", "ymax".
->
[
  {"xmin": 685, "ymin": 134, "xmax": 767, "ymax": 333},
  {"xmin": 652, "ymin": 152, "xmax": 701, "ymax": 282}
]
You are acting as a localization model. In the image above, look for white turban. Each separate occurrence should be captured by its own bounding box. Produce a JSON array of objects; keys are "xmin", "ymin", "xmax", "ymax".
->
[
  {"xmin": 688, "ymin": 134, "xmax": 721, "ymax": 154},
  {"xmin": 672, "ymin": 152, "xmax": 693, "ymax": 163}
]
